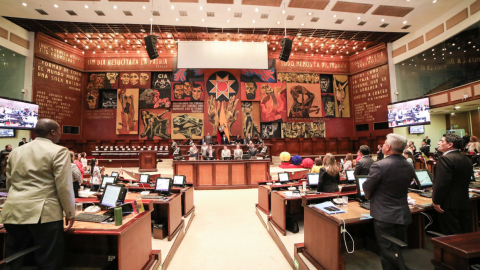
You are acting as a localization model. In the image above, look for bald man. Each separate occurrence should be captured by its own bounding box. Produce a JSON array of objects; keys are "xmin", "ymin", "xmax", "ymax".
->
[{"xmin": 0, "ymin": 118, "xmax": 75, "ymax": 269}]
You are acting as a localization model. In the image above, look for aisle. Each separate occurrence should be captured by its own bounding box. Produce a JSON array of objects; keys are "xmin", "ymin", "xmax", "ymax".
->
[{"xmin": 167, "ymin": 189, "xmax": 292, "ymax": 270}]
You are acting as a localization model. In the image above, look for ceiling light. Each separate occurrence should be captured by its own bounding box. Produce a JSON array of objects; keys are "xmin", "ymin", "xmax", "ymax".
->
[
  {"xmin": 433, "ymin": 0, "xmax": 437, "ymax": 2},
  {"xmin": 455, "ymin": 106, "xmax": 460, "ymax": 109},
  {"xmin": 200, "ymin": 6, "xmax": 203, "ymax": 10},
  {"xmin": 54, "ymin": 4, "xmax": 58, "ymax": 8},
  {"xmin": 308, "ymin": 12, "xmax": 312, "ymax": 15},
  {"xmin": 150, "ymin": 18, "xmax": 153, "ymax": 21},
  {"xmin": 76, "ymin": 40, "xmax": 79, "ymax": 43},
  {"xmin": 143, "ymin": 6, "xmax": 146, "ymax": 9},
  {"xmin": 176, "ymin": 18, "xmax": 179, "ymax": 21},
  {"xmin": 277, "ymin": 21, "xmax": 280, "ymax": 24},
  {"xmin": 114, "ymin": 6, "xmax": 117, "ymax": 9},
  {"xmin": 171, "ymin": 6, "xmax": 174, "ymax": 9},
  {"xmin": 22, "ymin": 3, "xmax": 26, "ymax": 6},
  {"xmin": 282, "ymin": 10, "xmax": 285, "ymax": 14},
  {"xmin": 227, "ymin": 19, "xmax": 230, "ymax": 22},
  {"xmin": 85, "ymin": 5, "xmax": 88, "ymax": 8},
  {"xmin": 255, "ymin": 8, "xmax": 258, "ymax": 12},
  {"xmin": 301, "ymin": 23, "xmax": 304, "ymax": 26},
  {"xmin": 228, "ymin": 7, "xmax": 231, "ymax": 11},
  {"xmin": 403, "ymin": 21, "xmax": 407, "ymax": 24},
  {"xmin": 93, "ymin": 51, "xmax": 95, "ymax": 54},
  {"xmin": 333, "ymin": 15, "xmax": 336, "ymax": 17},
  {"xmin": 202, "ymin": 19, "xmax": 204, "ymax": 21},
  {"xmin": 357, "ymin": 17, "xmax": 360, "ymax": 20},
  {"xmin": 381, "ymin": 19, "xmax": 384, "ymax": 22},
  {"xmin": 253, "ymin": 20, "xmax": 255, "ymax": 23},
  {"xmin": 109, "ymin": 45, "xmax": 112, "ymax": 48},
  {"xmin": 86, "ymin": 46, "xmax": 89, "ymax": 49}
]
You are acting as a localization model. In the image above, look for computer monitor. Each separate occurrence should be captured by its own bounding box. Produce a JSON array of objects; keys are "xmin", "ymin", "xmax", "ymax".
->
[
  {"xmin": 414, "ymin": 170, "xmax": 433, "ymax": 189},
  {"xmin": 155, "ymin": 178, "xmax": 173, "ymax": 195},
  {"xmin": 355, "ymin": 175, "xmax": 368, "ymax": 200},
  {"xmin": 139, "ymin": 174, "xmax": 150, "ymax": 183},
  {"xmin": 173, "ymin": 175, "xmax": 186, "ymax": 187},
  {"xmin": 340, "ymin": 158, "xmax": 344, "ymax": 164},
  {"xmin": 100, "ymin": 184, "xmax": 124, "ymax": 208},
  {"xmin": 307, "ymin": 173, "xmax": 320, "ymax": 187},
  {"xmin": 345, "ymin": 170, "xmax": 355, "ymax": 182},
  {"xmin": 278, "ymin": 172, "xmax": 290, "ymax": 183},
  {"xmin": 100, "ymin": 176, "xmax": 116, "ymax": 190},
  {"xmin": 111, "ymin": 172, "xmax": 119, "ymax": 178}
]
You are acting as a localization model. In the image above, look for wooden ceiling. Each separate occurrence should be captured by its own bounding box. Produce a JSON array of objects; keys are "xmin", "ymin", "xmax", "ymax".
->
[{"xmin": 4, "ymin": 16, "xmax": 407, "ymax": 56}]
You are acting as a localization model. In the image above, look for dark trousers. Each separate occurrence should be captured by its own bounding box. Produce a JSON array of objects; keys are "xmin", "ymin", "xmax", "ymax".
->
[
  {"xmin": 436, "ymin": 208, "xmax": 472, "ymax": 235},
  {"xmin": 374, "ymin": 219, "xmax": 408, "ymax": 270},
  {"xmin": 4, "ymin": 220, "xmax": 64, "ymax": 270},
  {"xmin": 73, "ymin": 181, "xmax": 80, "ymax": 198}
]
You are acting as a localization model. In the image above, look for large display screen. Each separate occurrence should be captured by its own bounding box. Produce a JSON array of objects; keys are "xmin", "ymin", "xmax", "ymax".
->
[
  {"xmin": 409, "ymin": 125, "xmax": 425, "ymax": 134},
  {"xmin": 0, "ymin": 129, "xmax": 15, "ymax": 138},
  {"xmin": 0, "ymin": 97, "xmax": 39, "ymax": 130},
  {"xmin": 388, "ymin": 97, "xmax": 430, "ymax": 128}
]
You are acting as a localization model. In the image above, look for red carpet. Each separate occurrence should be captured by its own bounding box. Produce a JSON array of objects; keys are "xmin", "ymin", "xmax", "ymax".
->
[{"xmin": 279, "ymin": 164, "xmax": 304, "ymax": 169}]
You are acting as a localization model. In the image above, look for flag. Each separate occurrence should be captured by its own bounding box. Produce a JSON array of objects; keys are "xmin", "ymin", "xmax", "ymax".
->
[{"xmin": 217, "ymin": 102, "xmax": 230, "ymax": 142}]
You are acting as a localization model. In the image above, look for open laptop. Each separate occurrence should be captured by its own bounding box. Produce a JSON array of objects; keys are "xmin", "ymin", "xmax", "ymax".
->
[
  {"xmin": 75, "ymin": 184, "xmax": 125, "ymax": 223},
  {"xmin": 355, "ymin": 175, "xmax": 370, "ymax": 210},
  {"xmin": 413, "ymin": 170, "xmax": 433, "ymax": 198},
  {"xmin": 111, "ymin": 172, "xmax": 119, "ymax": 179}
]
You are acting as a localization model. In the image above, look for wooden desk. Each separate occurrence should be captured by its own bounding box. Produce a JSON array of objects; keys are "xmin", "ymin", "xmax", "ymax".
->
[
  {"xmin": 139, "ymin": 150, "xmax": 158, "ymax": 172},
  {"xmin": 270, "ymin": 189, "xmax": 357, "ymax": 236},
  {"xmin": 0, "ymin": 207, "xmax": 154, "ymax": 270},
  {"xmin": 177, "ymin": 144, "xmax": 271, "ymax": 159},
  {"xmin": 431, "ymin": 232, "xmax": 480, "ymax": 270},
  {"xmin": 173, "ymin": 159, "xmax": 270, "ymax": 190},
  {"xmin": 125, "ymin": 192, "xmax": 183, "ymax": 241},
  {"xmin": 257, "ymin": 183, "xmax": 302, "ymax": 215}
]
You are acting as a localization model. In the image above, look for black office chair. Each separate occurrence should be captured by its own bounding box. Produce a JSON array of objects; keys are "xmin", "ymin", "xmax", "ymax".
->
[
  {"xmin": 0, "ymin": 245, "xmax": 40, "ymax": 270},
  {"xmin": 381, "ymin": 231, "xmax": 444, "ymax": 270}
]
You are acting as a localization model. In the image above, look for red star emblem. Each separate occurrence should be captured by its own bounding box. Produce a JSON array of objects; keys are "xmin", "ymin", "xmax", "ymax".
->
[{"xmin": 209, "ymin": 74, "xmax": 236, "ymax": 99}]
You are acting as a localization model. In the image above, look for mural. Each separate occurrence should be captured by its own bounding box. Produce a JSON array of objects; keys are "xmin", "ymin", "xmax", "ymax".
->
[
  {"xmin": 171, "ymin": 102, "xmax": 204, "ymax": 139},
  {"xmin": 173, "ymin": 68, "xmax": 204, "ymax": 82},
  {"xmin": 119, "ymin": 72, "xmax": 151, "ymax": 88},
  {"xmin": 277, "ymin": 72, "xmax": 319, "ymax": 84},
  {"xmin": 100, "ymin": 90, "xmax": 117, "ymax": 109},
  {"xmin": 241, "ymin": 101, "xmax": 261, "ymax": 138},
  {"xmin": 333, "ymin": 75, "xmax": 350, "ymax": 117},
  {"xmin": 240, "ymin": 82, "xmax": 261, "ymax": 101},
  {"xmin": 116, "ymin": 89, "xmax": 139, "ymax": 135},
  {"xmin": 259, "ymin": 83, "xmax": 287, "ymax": 122},
  {"xmin": 281, "ymin": 122, "xmax": 326, "ymax": 138},
  {"xmin": 139, "ymin": 89, "xmax": 171, "ymax": 109},
  {"xmin": 171, "ymin": 82, "xmax": 205, "ymax": 102},
  {"xmin": 286, "ymin": 83, "xmax": 324, "ymax": 118},
  {"xmin": 105, "ymin": 72, "xmax": 119, "ymax": 89},
  {"xmin": 139, "ymin": 108, "xmax": 171, "ymax": 139},
  {"xmin": 261, "ymin": 122, "xmax": 281, "ymax": 139},
  {"xmin": 240, "ymin": 59, "xmax": 276, "ymax": 82}
]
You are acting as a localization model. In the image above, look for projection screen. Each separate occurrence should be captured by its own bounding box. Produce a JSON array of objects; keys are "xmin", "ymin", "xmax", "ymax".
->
[{"xmin": 177, "ymin": 41, "xmax": 268, "ymax": 69}]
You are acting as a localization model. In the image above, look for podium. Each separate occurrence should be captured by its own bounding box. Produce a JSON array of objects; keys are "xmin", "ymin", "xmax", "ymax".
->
[{"xmin": 139, "ymin": 150, "xmax": 158, "ymax": 172}]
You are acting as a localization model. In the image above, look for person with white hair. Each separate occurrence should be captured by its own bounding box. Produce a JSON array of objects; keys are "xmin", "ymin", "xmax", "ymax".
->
[{"xmin": 363, "ymin": 133, "xmax": 416, "ymax": 270}]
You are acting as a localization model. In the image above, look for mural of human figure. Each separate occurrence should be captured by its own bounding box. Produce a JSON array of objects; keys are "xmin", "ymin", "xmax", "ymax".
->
[
  {"xmin": 241, "ymin": 102, "xmax": 260, "ymax": 138},
  {"xmin": 118, "ymin": 92, "xmax": 135, "ymax": 131},
  {"xmin": 140, "ymin": 109, "xmax": 170, "ymax": 139},
  {"xmin": 172, "ymin": 114, "xmax": 203, "ymax": 138},
  {"xmin": 334, "ymin": 78, "xmax": 348, "ymax": 117},
  {"xmin": 288, "ymin": 85, "xmax": 319, "ymax": 118}
]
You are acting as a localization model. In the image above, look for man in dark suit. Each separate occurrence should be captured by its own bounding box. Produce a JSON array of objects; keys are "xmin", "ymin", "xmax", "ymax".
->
[
  {"xmin": 18, "ymin": 138, "xmax": 27, "ymax": 147},
  {"xmin": 462, "ymin": 132, "xmax": 471, "ymax": 148},
  {"xmin": 244, "ymin": 133, "xmax": 252, "ymax": 145},
  {"xmin": 376, "ymin": 144, "xmax": 384, "ymax": 160},
  {"xmin": 423, "ymin": 136, "xmax": 431, "ymax": 145},
  {"xmin": 419, "ymin": 141, "xmax": 430, "ymax": 156},
  {"xmin": 354, "ymin": 145, "xmax": 374, "ymax": 176},
  {"xmin": 433, "ymin": 134, "xmax": 473, "ymax": 235},
  {"xmin": 363, "ymin": 134, "xmax": 415, "ymax": 270},
  {"xmin": 202, "ymin": 133, "xmax": 212, "ymax": 145},
  {"xmin": 205, "ymin": 145, "xmax": 216, "ymax": 160},
  {"xmin": 221, "ymin": 134, "xmax": 229, "ymax": 145}
]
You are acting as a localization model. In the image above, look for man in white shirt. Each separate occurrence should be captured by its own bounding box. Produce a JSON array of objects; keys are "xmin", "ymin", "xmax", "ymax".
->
[
  {"xmin": 221, "ymin": 146, "xmax": 231, "ymax": 160},
  {"xmin": 234, "ymin": 145, "xmax": 243, "ymax": 160}
]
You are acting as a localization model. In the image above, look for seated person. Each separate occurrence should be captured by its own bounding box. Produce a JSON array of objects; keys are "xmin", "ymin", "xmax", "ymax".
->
[
  {"xmin": 310, "ymin": 157, "xmax": 322, "ymax": 173},
  {"xmin": 184, "ymin": 138, "xmax": 194, "ymax": 145},
  {"xmin": 221, "ymin": 146, "xmax": 231, "ymax": 160},
  {"xmin": 205, "ymin": 145, "xmax": 216, "ymax": 160},
  {"xmin": 317, "ymin": 154, "xmax": 340, "ymax": 193},
  {"xmin": 235, "ymin": 135, "xmax": 243, "ymax": 144},
  {"xmin": 233, "ymin": 144, "xmax": 243, "ymax": 160}
]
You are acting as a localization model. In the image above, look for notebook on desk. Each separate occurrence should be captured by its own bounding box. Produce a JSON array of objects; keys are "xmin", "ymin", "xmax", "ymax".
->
[{"xmin": 311, "ymin": 201, "xmax": 345, "ymax": 214}]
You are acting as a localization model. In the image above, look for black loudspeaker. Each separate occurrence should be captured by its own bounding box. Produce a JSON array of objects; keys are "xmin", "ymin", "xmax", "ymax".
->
[
  {"xmin": 279, "ymin": 37, "xmax": 292, "ymax": 62},
  {"xmin": 144, "ymin": 35, "xmax": 159, "ymax": 60}
]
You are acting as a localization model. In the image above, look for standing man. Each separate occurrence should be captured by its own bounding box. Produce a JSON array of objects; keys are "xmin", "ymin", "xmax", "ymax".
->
[
  {"xmin": 244, "ymin": 133, "xmax": 252, "ymax": 145},
  {"xmin": 18, "ymin": 138, "xmax": 27, "ymax": 147},
  {"xmin": 221, "ymin": 146, "xmax": 231, "ymax": 160},
  {"xmin": 221, "ymin": 134, "xmax": 229, "ymax": 145},
  {"xmin": 0, "ymin": 144, "xmax": 12, "ymax": 161},
  {"xmin": 376, "ymin": 144, "xmax": 384, "ymax": 160},
  {"xmin": 419, "ymin": 140, "xmax": 430, "ymax": 156},
  {"xmin": 354, "ymin": 145, "xmax": 374, "ymax": 176},
  {"xmin": 0, "ymin": 118, "xmax": 75, "ymax": 269},
  {"xmin": 74, "ymin": 153, "xmax": 85, "ymax": 180},
  {"xmin": 423, "ymin": 136, "xmax": 431, "ymax": 145},
  {"xmin": 200, "ymin": 142, "xmax": 209, "ymax": 159},
  {"xmin": 189, "ymin": 143, "xmax": 198, "ymax": 159},
  {"xmin": 363, "ymin": 134, "xmax": 415, "ymax": 270},
  {"xmin": 202, "ymin": 132, "xmax": 212, "ymax": 145},
  {"xmin": 433, "ymin": 134, "xmax": 473, "ymax": 235},
  {"xmin": 205, "ymin": 145, "xmax": 216, "ymax": 160},
  {"xmin": 234, "ymin": 145, "xmax": 243, "ymax": 160}
]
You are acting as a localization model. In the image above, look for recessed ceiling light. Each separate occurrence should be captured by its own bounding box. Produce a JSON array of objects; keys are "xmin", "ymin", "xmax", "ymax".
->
[
  {"xmin": 114, "ymin": 6, "xmax": 117, "ymax": 9},
  {"xmin": 357, "ymin": 17, "xmax": 360, "ymax": 20},
  {"xmin": 54, "ymin": 4, "xmax": 58, "ymax": 8},
  {"xmin": 171, "ymin": 6, "xmax": 174, "ymax": 9},
  {"xmin": 333, "ymin": 15, "xmax": 336, "ymax": 18},
  {"xmin": 22, "ymin": 3, "xmax": 26, "ymax": 6},
  {"xmin": 433, "ymin": 0, "xmax": 437, "ymax": 3},
  {"xmin": 228, "ymin": 7, "xmax": 231, "ymax": 11},
  {"xmin": 282, "ymin": 10, "xmax": 285, "ymax": 14},
  {"xmin": 403, "ymin": 21, "xmax": 407, "ymax": 24},
  {"xmin": 255, "ymin": 8, "xmax": 258, "ymax": 12},
  {"xmin": 381, "ymin": 19, "xmax": 384, "ymax": 22},
  {"xmin": 93, "ymin": 51, "xmax": 95, "ymax": 54},
  {"xmin": 176, "ymin": 18, "xmax": 179, "ymax": 21},
  {"xmin": 143, "ymin": 6, "xmax": 146, "ymax": 9},
  {"xmin": 308, "ymin": 12, "xmax": 312, "ymax": 15},
  {"xmin": 455, "ymin": 106, "xmax": 461, "ymax": 109},
  {"xmin": 200, "ymin": 6, "xmax": 203, "ymax": 10},
  {"xmin": 227, "ymin": 19, "xmax": 230, "ymax": 22},
  {"xmin": 301, "ymin": 23, "xmax": 304, "ymax": 26},
  {"xmin": 253, "ymin": 20, "xmax": 255, "ymax": 23},
  {"xmin": 150, "ymin": 18, "xmax": 153, "ymax": 21},
  {"xmin": 85, "ymin": 5, "xmax": 88, "ymax": 9},
  {"xmin": 202, "ymin": 19, "xmax": 204, "ymax": 22},
  {"xmin": 277, "ymin": 21, "xmax": 280, "ymax": 24}
]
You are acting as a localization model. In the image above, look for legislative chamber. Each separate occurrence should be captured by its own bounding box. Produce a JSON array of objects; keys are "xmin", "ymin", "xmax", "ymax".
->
[{"xmin": 1, "ymin": 0, "xmax": 480, "ymax": 269}]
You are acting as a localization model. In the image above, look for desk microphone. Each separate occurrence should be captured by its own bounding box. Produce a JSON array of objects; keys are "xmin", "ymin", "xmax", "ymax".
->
[{"xmin": 140, "ymin": 180, "xmax": 150, "ymax": 196}]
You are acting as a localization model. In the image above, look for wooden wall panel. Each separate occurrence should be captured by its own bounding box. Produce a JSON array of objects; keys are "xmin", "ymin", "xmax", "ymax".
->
[
  {"xmin": 313, "ymin": 139, "xmax": 326, "ymax": 155},
  {"xmin": 10, "ymin": 33, "xmax": 29, "ymax": 49},
  {"xmin": 300, "ymin": 140, "xmax": 313, "ymax": 155},
  {"xmin": 215, "ymin": 164, "xmax": 229, "ymax": 185},
  {"xmin": 0, "ymin": 27, "xmax": 7, "ymax": 40},
  {"xmin": 450, "ymin": 86, "xmax": 472, "ymax": 101},
  {"xmin": 430, "ymin": 93, "xmax": 449, "ymax": 106},
  {"xmin": 177, "ymin": 164, "xmax": 195, "ymax": 184},
  {"xmin": 426, "ymin": 24, "xmax": 444, "ymax": 41},
  {"xmin": 446, "ymin": 8, "xmax": 468, "ymax": 30},
  {"xmin": 197, "ymin": 164, "xmax": 213, "ymax": 186},
  {"xmin": 338, "ymin": 139, "xmax": 350, "ymax": 153},
  {"xmin": 250, "ymin": 163, "xmax": 267, "ymax": 184},
  {"xmin": 231, "ymin": 164, "xmax": 245, "ymax": 185},
  {"xmin": 326, "ymin": 140, "xmax": 337, "ymax": 154},
  {"xmin": 408, "ymin": 36, "xmax": 424, "ymax": 50},
  {"xmin": 471, "ymin": 110, "xmax": 480, "ymax": 137},
  {"xmin": 286, "ymin": 139, "xmax": 300, "ymax": 155},
  {"xmin": 392, "ymin": 45, "xmax": 407, "ymax": 58}
]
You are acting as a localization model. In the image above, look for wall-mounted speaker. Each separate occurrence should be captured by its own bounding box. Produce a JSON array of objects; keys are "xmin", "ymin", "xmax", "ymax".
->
[
  {"xmin": 144, "ymin": 35, "xmax": 159, "ymax": 60},
  {"xmin": 279, "ymin": 37, "xmax": 292, "ymax": 62}
]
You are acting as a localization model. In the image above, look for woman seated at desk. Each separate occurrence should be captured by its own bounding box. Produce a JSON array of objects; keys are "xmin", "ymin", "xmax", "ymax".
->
[
  {"xmin": 317, "ymin": 153, "xmax": 339, "ymax": 193},
  {"xmin": 310, "ymin": 157, "xmax": 322, "ymax": 173}
]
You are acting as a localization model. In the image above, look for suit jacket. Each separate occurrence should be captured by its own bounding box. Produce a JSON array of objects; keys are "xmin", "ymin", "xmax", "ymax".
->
[
  {"xmin": 18, "ymin": 141, "xmax": 26, "ymax": 147},
  {"xmin": 363, "ymin": 154, "xmax": 415, "ymax": 225},
  {"xmin": 354, "ymin": 156, "xmax": 374, "ymax": 176},
  {"xmin": 202, "ymin": 136, "xmax": 212, "ymax": 145},
  {"xmin": 0, "ymin": 137, "xmax": 75, "ymax": 224},
  {"xmin": 420, "ymin": 145, "xmax": 430, "ymax": 156},
  {"xmin": 317, "ymin": 168, "xmax": 340, "ymax": 193},
  {"xmin": 221, "ymin": 149, "xmax": 231, "ymax": 158},
  {"xmin": 433, "ymin": 150, "xmax": 472, "ymax": 209},
  {"xmin": 221, "ymin": 137, "xmax": 229, "ymax": 145},
  {"xmin": 248, "ymin": 147, "xmax": 257, "ymax": 157},
  {"xmin": 234, "ymin": 149, "xmax": 243, "ymax": 159},
  {"xmin": 377, "ymin": 149, "xmax": 384, "ymax": 160},
  {"xmin": 206, "ymin": 149, "xmax": 216, "ymax": 159},
  {"xmin": 244, "ymin": 137, "xmax": 252, "ymax": 145}
]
